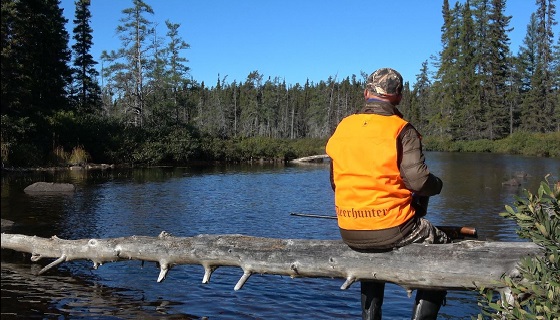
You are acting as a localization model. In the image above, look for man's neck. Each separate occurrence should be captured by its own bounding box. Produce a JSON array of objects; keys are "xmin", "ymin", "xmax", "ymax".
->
[{"xmin": 366, "ymin": 97, "xmax": 389, "ymax": 103}]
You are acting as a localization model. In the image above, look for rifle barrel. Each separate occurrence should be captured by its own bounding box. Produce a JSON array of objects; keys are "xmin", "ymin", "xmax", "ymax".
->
[{"xmin": 290, "ymin": 212, "xmax": 336, "ymax": 219}]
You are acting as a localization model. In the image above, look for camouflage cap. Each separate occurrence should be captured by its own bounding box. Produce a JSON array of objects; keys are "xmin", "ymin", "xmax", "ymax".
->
[{"xmin": 366, "ymin": 68, "xmax": 403, "ymax": 96}]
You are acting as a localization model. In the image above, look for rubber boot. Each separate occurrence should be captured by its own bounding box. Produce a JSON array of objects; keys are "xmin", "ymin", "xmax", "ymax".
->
[
  {"xmin": 361, "ymin": 281, "xmax": 385, "ymax": 320},
  {"xmin": 411, "ymin": 290, "xmax": 446, "ymax": 320}
]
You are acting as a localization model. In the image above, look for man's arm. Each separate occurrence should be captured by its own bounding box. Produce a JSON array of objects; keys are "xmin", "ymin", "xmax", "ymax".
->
[{"xmin": 398, "ymin": 124, "xmax": 442, "ymax": 196}]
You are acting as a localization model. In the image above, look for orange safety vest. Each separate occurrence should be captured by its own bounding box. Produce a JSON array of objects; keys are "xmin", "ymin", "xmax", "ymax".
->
[{"xmin": 326, "ymin": 113, "xmax": 415, "ymax": 231}]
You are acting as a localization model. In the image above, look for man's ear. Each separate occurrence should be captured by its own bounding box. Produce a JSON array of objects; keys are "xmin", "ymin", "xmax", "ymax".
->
[{"xmin": 364, "ymin": 89, "xmax": 370, "ymax": 98}]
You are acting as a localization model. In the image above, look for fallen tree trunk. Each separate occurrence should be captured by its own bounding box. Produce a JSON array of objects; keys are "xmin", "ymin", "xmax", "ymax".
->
[{"xmin": 1, "ymin": 232, "xmax": 540, "ymax": 292}]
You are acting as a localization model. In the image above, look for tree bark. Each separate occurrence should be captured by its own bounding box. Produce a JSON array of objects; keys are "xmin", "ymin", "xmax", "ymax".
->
[{"xmin": 1, "ymin": 232, "xmax": 540, "ymax": 292}]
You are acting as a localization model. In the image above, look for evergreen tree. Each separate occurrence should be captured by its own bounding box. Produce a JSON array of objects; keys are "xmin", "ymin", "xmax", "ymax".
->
[
  {"xmin": 485, "ymin": 0, "xmax": 512, "ymax": 139},
  {"xmin": 520, "ymin": 0, "xmax": 557, "ymax": 132},
  {"xmin": 553, "ymin": 35, "xmax": 560, "ymax": 131},
  {"xmin": 288, "ymin": 82, "xmax": 304, "ymax": 139},
  {"xmin": 238, "ymin": 71, "xmax": 263, "ymax": 138},
  {"xmin": 100, "ymin": 0, "xmax": 155, "ymax": 127},
  {"xmin": 145, "ymin": 21, "xmax": 167, "ymax": 127},
  {"xmin": 542, "ymin": 0, "xmax": 558, "ymax": 132},
  {"xmin": 276, "ymin": 79, "xmax": 291, "ymax": 139},
  {"xmin": 260, "ymin": 76, "xmax": 285, "ymax": 138},
  {"xmin": 431, "ymin": 0, "xmax": 461, "ymax": 138},
  {"xmin": 1, "ymin": 0, "xmax": 71, "ymax": 118},
  {"xmin": 409, "ymin": 61, "xmax": 432, "ymax": 134},
  {"xmin": 1, "ymin": 0, "xmax": 18, "ymax": 115},
  {"xmin": 517, "ymin": 13, "xmax": 540, "ymax": 130},
  {"xmin": 307, "ymin": 78, "xmax": 330, "ymax": 138},
  {"xmin": 504, "ymin": 51, "xmax": 523, "ymax": 134},
  {"xmin": 71, "ymin": 0, "xmax": 101, "ymax": 114},
  {"xmin": 204, "ymin": 75, "xmax": 228, "ymax": 137},
  {"xmin": 164, "ymin": 20, "xmax": 190, "ymax": 125},
  {"xmin": 285, "ymin": 80, "xmax": 309, "ymax": 139},
  {"xmin": 455, "ymin": 0, "xmax": 480, "ymax": 140}
]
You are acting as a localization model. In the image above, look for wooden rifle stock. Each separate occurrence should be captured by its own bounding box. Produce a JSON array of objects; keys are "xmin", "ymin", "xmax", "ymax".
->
[
  {"xmin": 436, "ymin": 226, "xmax": 478, "ymax": 239},
  {"xmin": 289, "ymin": 212, "xmax": 478, "ymax": 240}
]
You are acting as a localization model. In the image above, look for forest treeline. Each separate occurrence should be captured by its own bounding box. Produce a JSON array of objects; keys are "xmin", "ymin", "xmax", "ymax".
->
[{"xmin": 1, "ymin": 0, "xmax": 559, "ymax": 168}]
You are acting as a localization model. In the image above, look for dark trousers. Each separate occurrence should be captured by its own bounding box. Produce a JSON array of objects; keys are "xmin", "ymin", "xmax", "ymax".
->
[
  {"xmin": 361, "ymin": 281, "xmax": 385, "ymax": 320},
  {"xmin": 361, "ymin": 281, "xmax": 446, "ymax": 320}
]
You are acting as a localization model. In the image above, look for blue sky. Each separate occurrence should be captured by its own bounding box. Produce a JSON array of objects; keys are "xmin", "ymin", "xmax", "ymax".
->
[{"xmin": 59, "ymin": 1, "xmax": 557, "ymax": 87}]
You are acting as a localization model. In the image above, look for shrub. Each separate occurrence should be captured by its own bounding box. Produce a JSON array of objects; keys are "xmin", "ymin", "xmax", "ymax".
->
[
  {"xmin": 68, "ymin": 146, "xmax": 90, "ymax": 166},
  {"xmin": 476, "ymin": 176, "xmax": 560, "ymax": 319},
  {"xmin": 455, "ymin": 139, "xmax": 494, "ymax": 153},
  {"xmin": 494, "ymin": 131, "xmax": 532, "ymax": 154},
  {"xmin": 164, "ymin": 126, "xmax": 200, "ymax": 164},
  {"xmin": 288, "ymin": 138, "xmax": 328, "ymax": 158},
  {"xmin": 494, "ymin": 131, "xmax": 560, "ymax": 157},
  {"xmin": 422, "ymin": 135, "xmax": 453, "ymax": 151}
]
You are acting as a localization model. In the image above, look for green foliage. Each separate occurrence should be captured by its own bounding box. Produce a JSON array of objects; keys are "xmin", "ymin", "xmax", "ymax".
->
[
  {"xmin": 494, "ymin": 131, "xmax": 534, "ymax": 155},
  {"xmin": 452, "ymin": 139, "xmax": 494, "ymax": 153},
  {"xmin": 476, "ymin": 176, "xmax": 560, "ymax": 319},
  {"xmin": 1, "ymin": 115, "xmax": 36, "ymax": 165},
  {"xmin": 422, "ymin": 132, "xmax": 559, "ymax": 157},
  {"xmin": 131, "ymin": 140, "xmax": 167, "ymax": 166},
  {"xmin": 70, "ymin": 0, "xmax": 102, "ymax": 113},
  {"xmin": 74, "ymin": 114, "xmax": 124, "ymax": 164},
  {"xmin": 236, "ymin": 137, "xmax": 287, "ymax": 161},
  {"xmin": 47, "ymin": 110, "xmax": 80, "ymax": 147},
  {"xmin": 45, "ymin": 111, "xmax": 124, "ymax": 164},
  {"xmin": 119, "ymin": 124, "xmax": 201, "ymax": 166},
  {"xmin": 192, "ymin": 136, "xmax": 326, "ymax": 164},
  {"xmin": 164, "ymin": 126, "xmax": 200, "ymax": 164},
  {"xmin": 1, "ymin": 0, "xmax": 72, "ymax": 117},
  {"xmin": 288, "ymin": 138, "xmax": 328, "ymax": 158},
  {"xmin": 421, "ymin": 136, "xmax": 453, "ymax": 151},
  {"xmin": 494, "ymin": 132, "xmax": 560, "ymax": 157}
]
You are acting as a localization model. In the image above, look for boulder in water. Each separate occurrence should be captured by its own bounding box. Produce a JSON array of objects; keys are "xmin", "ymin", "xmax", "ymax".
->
[{"xmin": 24, "ymin": 182, "xmax": 76, "ymax": 193}]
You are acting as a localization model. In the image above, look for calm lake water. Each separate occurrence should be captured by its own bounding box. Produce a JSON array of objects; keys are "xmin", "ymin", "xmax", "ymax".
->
[{"xmin": 1, "ymin": 152, "xmax": 559, "ymax": 319}]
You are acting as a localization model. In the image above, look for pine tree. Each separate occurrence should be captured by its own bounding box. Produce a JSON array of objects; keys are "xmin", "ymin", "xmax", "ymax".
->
[
  {"xmin": 455, "ymin": 0, "xmax": 480, "ymax": 140},
  {"xmin": 552, "ymin": 35, "xmax": 560, "ymax": 131},
  {"xmin": 543, "ymin": 0, "xmax": 558, "ymax": 132},
  {"xmin": 410, "ymin": 61, "xmax": 432, "ymax": 135},
  {"xmin": 485, "ymin": 0, "xmax": 512, "ymax": 139},
  {"xmin": 520, "ymin": 0, "xmax": 557, "ymax": 132},
  {"xmin": 1, "ymin": 0, "xmax": 18, "ymax": 115},
  {"xmin": 238, "ymin": 71, "xmax": 263, "ymax": 137},
  {"xmin": 1, "ymin": 0, "xmax": 72, "ymax": 118},
  {"xmin": 71, "ymin": 0, "xmax": 101, "ymax": 114},
  {"xmin": 517, "ymin": 14, "xmax": 541, "ymax": 132},
  {"xmin": 101, "ymin": 0, "xmax": 155, "ymax": 127},
  {"xmin": 164, "ymin": 20, "xmax": 190, "ymax": 126},
  {"xmin": 504, "ymin": 51, "xmax": 523, "ymax": 134},
  {"xmin": 432, "ymin": 0, "xmax": 462, "ymax": 138}
]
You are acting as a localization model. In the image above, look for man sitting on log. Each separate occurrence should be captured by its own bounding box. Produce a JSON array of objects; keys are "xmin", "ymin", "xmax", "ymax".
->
[{"xmin": 326, "ymin": 67, "xmax": 449, "ymax": 320}]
